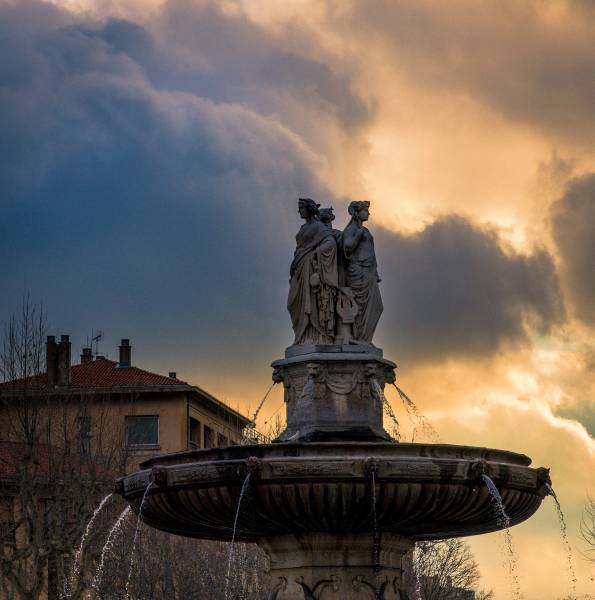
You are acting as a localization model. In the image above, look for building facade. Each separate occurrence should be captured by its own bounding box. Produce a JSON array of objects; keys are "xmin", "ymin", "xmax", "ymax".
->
[
  {"xmin": 0, "ymin": 335, "xmax": 251, "ymax": 600},
  {"xmin": 1, "ymin": 335, "xmax": 249, "ymax": 461}
]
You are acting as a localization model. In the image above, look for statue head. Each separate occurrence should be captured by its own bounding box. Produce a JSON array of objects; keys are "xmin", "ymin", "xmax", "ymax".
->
[
  {"xmin": 348, "ymin": 200, "xmax": 370, "ymax": 222},
  {"xmin": 319, "ymin": 207, "xmax": 335, "ymax": 226},
  {"xmin": 298, "ymin": 198, "xmax": 320, "ymax": 219}
]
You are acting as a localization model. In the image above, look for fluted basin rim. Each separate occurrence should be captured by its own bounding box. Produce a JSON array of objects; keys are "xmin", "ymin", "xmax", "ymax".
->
[
  {"xmin": 138, "ymin": 441, "xmax": 532, "ymax": 470},
  {"xmin": 117, "ymin": 442, "xmax": 549, "ymax": 542}
]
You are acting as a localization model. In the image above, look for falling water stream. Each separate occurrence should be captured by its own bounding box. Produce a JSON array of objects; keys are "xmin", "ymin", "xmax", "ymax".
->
[
  {"xmin": 65, "ymin": 492, "xmax": 113, "ymax": 597},
  {"xmin": 124, "ymin": 482, "xmax": 153, "ymax": 599},
  {"xmin": 546, "ymin": 483, "xmax": 578, "ymax": 595},
  {"xmin": 92, "ymin": 506, "xmax": 132, "ymax": 592},
  {"xmin": 410, "ymin": 544, "xmax": 423, "ymax": 600},
  {"xmin": 235, "ymin": 542, "xmax": 249, "ymax": 600},
  {"xmin": 413, "ymin": 563, "xmax": 423, "ymax": 600},
  {"xmin": 481, "ymin": 474, "xmax": 522, "ymax": 600},
  {"xmin": 382, "ymin": 396, "xmax": 401, "ymax": 441},
  {"xmin": 243, "ymin": 382, "xmax": 277, "ymax": 443},
  {"xmin": 370, "ymin": 469, "xmax": 381, "ymax": 597},
  {"xmin": 481, "ymin": 475, "xmax": 510, "ymax": 528},
  {"xmin": 391, "ymin": 383, "xmax": 440, "ymax": 443},
  {"xmin": 225, "ymin": 473, "xmax": 252, "ymax": 600},
  {"xmin": 370, "ymin": 377, "xmax": 400, "ymax": 440}
]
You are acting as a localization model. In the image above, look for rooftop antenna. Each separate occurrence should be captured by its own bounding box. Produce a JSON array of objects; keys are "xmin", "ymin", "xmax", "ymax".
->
[{"xmin": 92, "ymin": 330, "xmax": 104, "ymax": 357}]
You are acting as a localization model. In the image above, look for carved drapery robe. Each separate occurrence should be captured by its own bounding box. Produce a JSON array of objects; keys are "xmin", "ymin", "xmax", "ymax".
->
[
  {"xmin": 288, "ymin": 219, "xmax": 339, "ymax": 345},
  {"xmin": 343, "ymin": 222, "xmax": 383, "ymax": 343}
]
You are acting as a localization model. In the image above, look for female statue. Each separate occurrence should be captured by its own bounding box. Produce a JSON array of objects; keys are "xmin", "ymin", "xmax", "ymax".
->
[
  {"xmin": 288, "ymin": 199, "xmax": 339, "ymax": 345},
  {"xmin": 319, "ymin": 207, "xmax": 345, "ymax": 286},
  {"xmin": 318, "ymin": 207, "xmax": 336, "ymax": 228},
  {"xmin": 342, "ymin": 201, "xmax": 383, "ymax": 344}
]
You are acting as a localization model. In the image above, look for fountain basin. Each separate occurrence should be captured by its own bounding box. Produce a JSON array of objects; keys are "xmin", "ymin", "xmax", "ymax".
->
[{"xmin": 116, "ymin": 442, "xmax": 550, "ymax": 542}]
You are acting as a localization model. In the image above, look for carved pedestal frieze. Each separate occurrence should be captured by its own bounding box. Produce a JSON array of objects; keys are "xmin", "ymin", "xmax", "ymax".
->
[
  {"xmin": 260, "ymin": 533, "xmax": 413, "ymax": 600},
  {"xmin": 272, "ymin": 352, "xmax": 396, "ymax": 442}
]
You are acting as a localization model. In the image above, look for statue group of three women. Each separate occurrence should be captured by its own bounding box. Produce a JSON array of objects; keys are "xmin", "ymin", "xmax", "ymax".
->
[{"xmin": 288, "ymin": 198, "xmax": 383, "ymax": 347}]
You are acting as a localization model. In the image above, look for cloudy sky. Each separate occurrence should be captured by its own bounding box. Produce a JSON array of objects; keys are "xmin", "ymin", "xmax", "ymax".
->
[{"xmin": 1, "ymin": 0, "xmax": 594, "ymax": 596}]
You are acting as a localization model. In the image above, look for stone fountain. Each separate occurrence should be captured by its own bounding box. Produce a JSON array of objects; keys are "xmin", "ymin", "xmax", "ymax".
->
[{"xmin": 116, "ymin": 199, "xmax": 551, "ymax": 599}]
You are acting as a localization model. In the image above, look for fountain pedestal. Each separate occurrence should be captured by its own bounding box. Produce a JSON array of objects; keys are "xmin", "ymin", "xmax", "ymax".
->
[
  {"xmin": 272, "ymin": 346, "xmax": 396, "ymax": 442},
  {"xmin": 260, "ymin": 533, "xmax": 413, "ymax": 599}
]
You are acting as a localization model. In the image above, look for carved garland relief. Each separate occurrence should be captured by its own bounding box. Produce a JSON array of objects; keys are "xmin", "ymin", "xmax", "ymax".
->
[{"xmin": 278, "ymin": 363, "xmax": 396, "ymax": 406}]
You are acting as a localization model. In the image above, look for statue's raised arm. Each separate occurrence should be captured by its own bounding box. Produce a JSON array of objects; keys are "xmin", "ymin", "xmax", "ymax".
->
[{"xmin": 342, "ymin": 201, "xmax": 383, "ymax": 344}]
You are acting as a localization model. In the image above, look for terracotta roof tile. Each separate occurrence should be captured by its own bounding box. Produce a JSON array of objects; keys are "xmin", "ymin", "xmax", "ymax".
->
[
  {"xmin": 0, "ymin": 360, "xmax": 249, "ymax": 424},
  {"xmin": 70, "ymin": 359, "xmax": 187, "ymax": 388},
  {"xmin": 0, "ymin": 359, "xmax": 187, "ymax": 391}
]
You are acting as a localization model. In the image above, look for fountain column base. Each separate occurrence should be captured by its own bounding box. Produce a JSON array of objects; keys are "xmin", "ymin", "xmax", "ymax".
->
[{"xmin": 259, "ymin": 533, "xmax": 414, "ymax": 599}]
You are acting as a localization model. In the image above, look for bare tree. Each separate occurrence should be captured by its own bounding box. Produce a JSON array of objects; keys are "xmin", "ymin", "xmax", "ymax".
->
[
  {"xmin": 0, "ymin": 298, "xmax": 128, "ymax": 600},
  {"xmin": 93, "ymin": 521, "xmax": 269, "ymax": 600},
  {"xmin": 264, "ymin": 414, "xmax": 285, "ymax": 441},
  {"xmin": 581, "ymin": 495, "xmax": 595, "ymax": 562},
  {"xmin": 405, "ymin": 538, "xmax": 494, "ymax": 600}
]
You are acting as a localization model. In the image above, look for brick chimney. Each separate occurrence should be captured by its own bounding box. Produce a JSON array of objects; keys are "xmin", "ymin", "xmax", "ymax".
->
[
  {"xmin": 81, "ymin": 347, "xmax": 93, "ymax": 364},
  {"xmin": 119, "ymin": 339, "xmax": 131, "ymax": 367},
  {"xmin": 57, "ymin": 335, "xmax": 71, "ymax": 386},
  {"xmin": 46, "ymin": 336, "xmax": 58, "ymax": 385}
]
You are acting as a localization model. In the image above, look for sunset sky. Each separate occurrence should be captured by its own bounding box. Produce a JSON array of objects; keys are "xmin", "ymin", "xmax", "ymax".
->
[{"xmin": 1, "ymin": 1, "xmax": 594, "ymax": 597}]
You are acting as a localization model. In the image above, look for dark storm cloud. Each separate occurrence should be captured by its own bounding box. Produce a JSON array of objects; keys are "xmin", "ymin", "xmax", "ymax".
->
[
  {"xmin": 551, "ymin": 174, "xmax": 595, "ymax": 326},
  {"xmin": 374, "ymin": 216, "xmax": 565, "ymax": 362},
  {"xmin": 0, "ymin": 0, "xmax": 69, "ymax": 32},
  {"xmin": 151, "ymin": 1, "xmax": 371, "ymax": 131},
  {"xmin": 0, "ymin": 2, "xmax": 331, "ymax": 369},
  {"xmin": 339, "ymin": 0, "xmax": 595, "ymax": 142},
  {"xmin": 0, "ymin": 0, "xmax": 568, "ymax": 375},
  {"xmin": 76, "ymin": 3, "xmax": 371, "ymax": 147}
]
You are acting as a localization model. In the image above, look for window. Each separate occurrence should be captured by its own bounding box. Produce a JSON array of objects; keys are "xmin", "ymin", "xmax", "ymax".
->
[
  {"xmin": 189, "ymin": 417, "xmax": 201, "ymax": 449},
  {"xmin": 126, "ymin": 415, "xmax": 159, "ymax": 448}
]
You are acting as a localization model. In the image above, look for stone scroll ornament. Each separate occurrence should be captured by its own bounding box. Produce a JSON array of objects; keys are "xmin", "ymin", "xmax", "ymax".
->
[
  {"xmin": 267, "ymin": 576, "xmax": 340, "ymax": 600},
  {"xmin": 296, "ymin": 575, "xmax": 340, "ymax": 599},
  {"xmin": 288, "ymin": 199, "xmax": 383, "ymax": 346}
]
